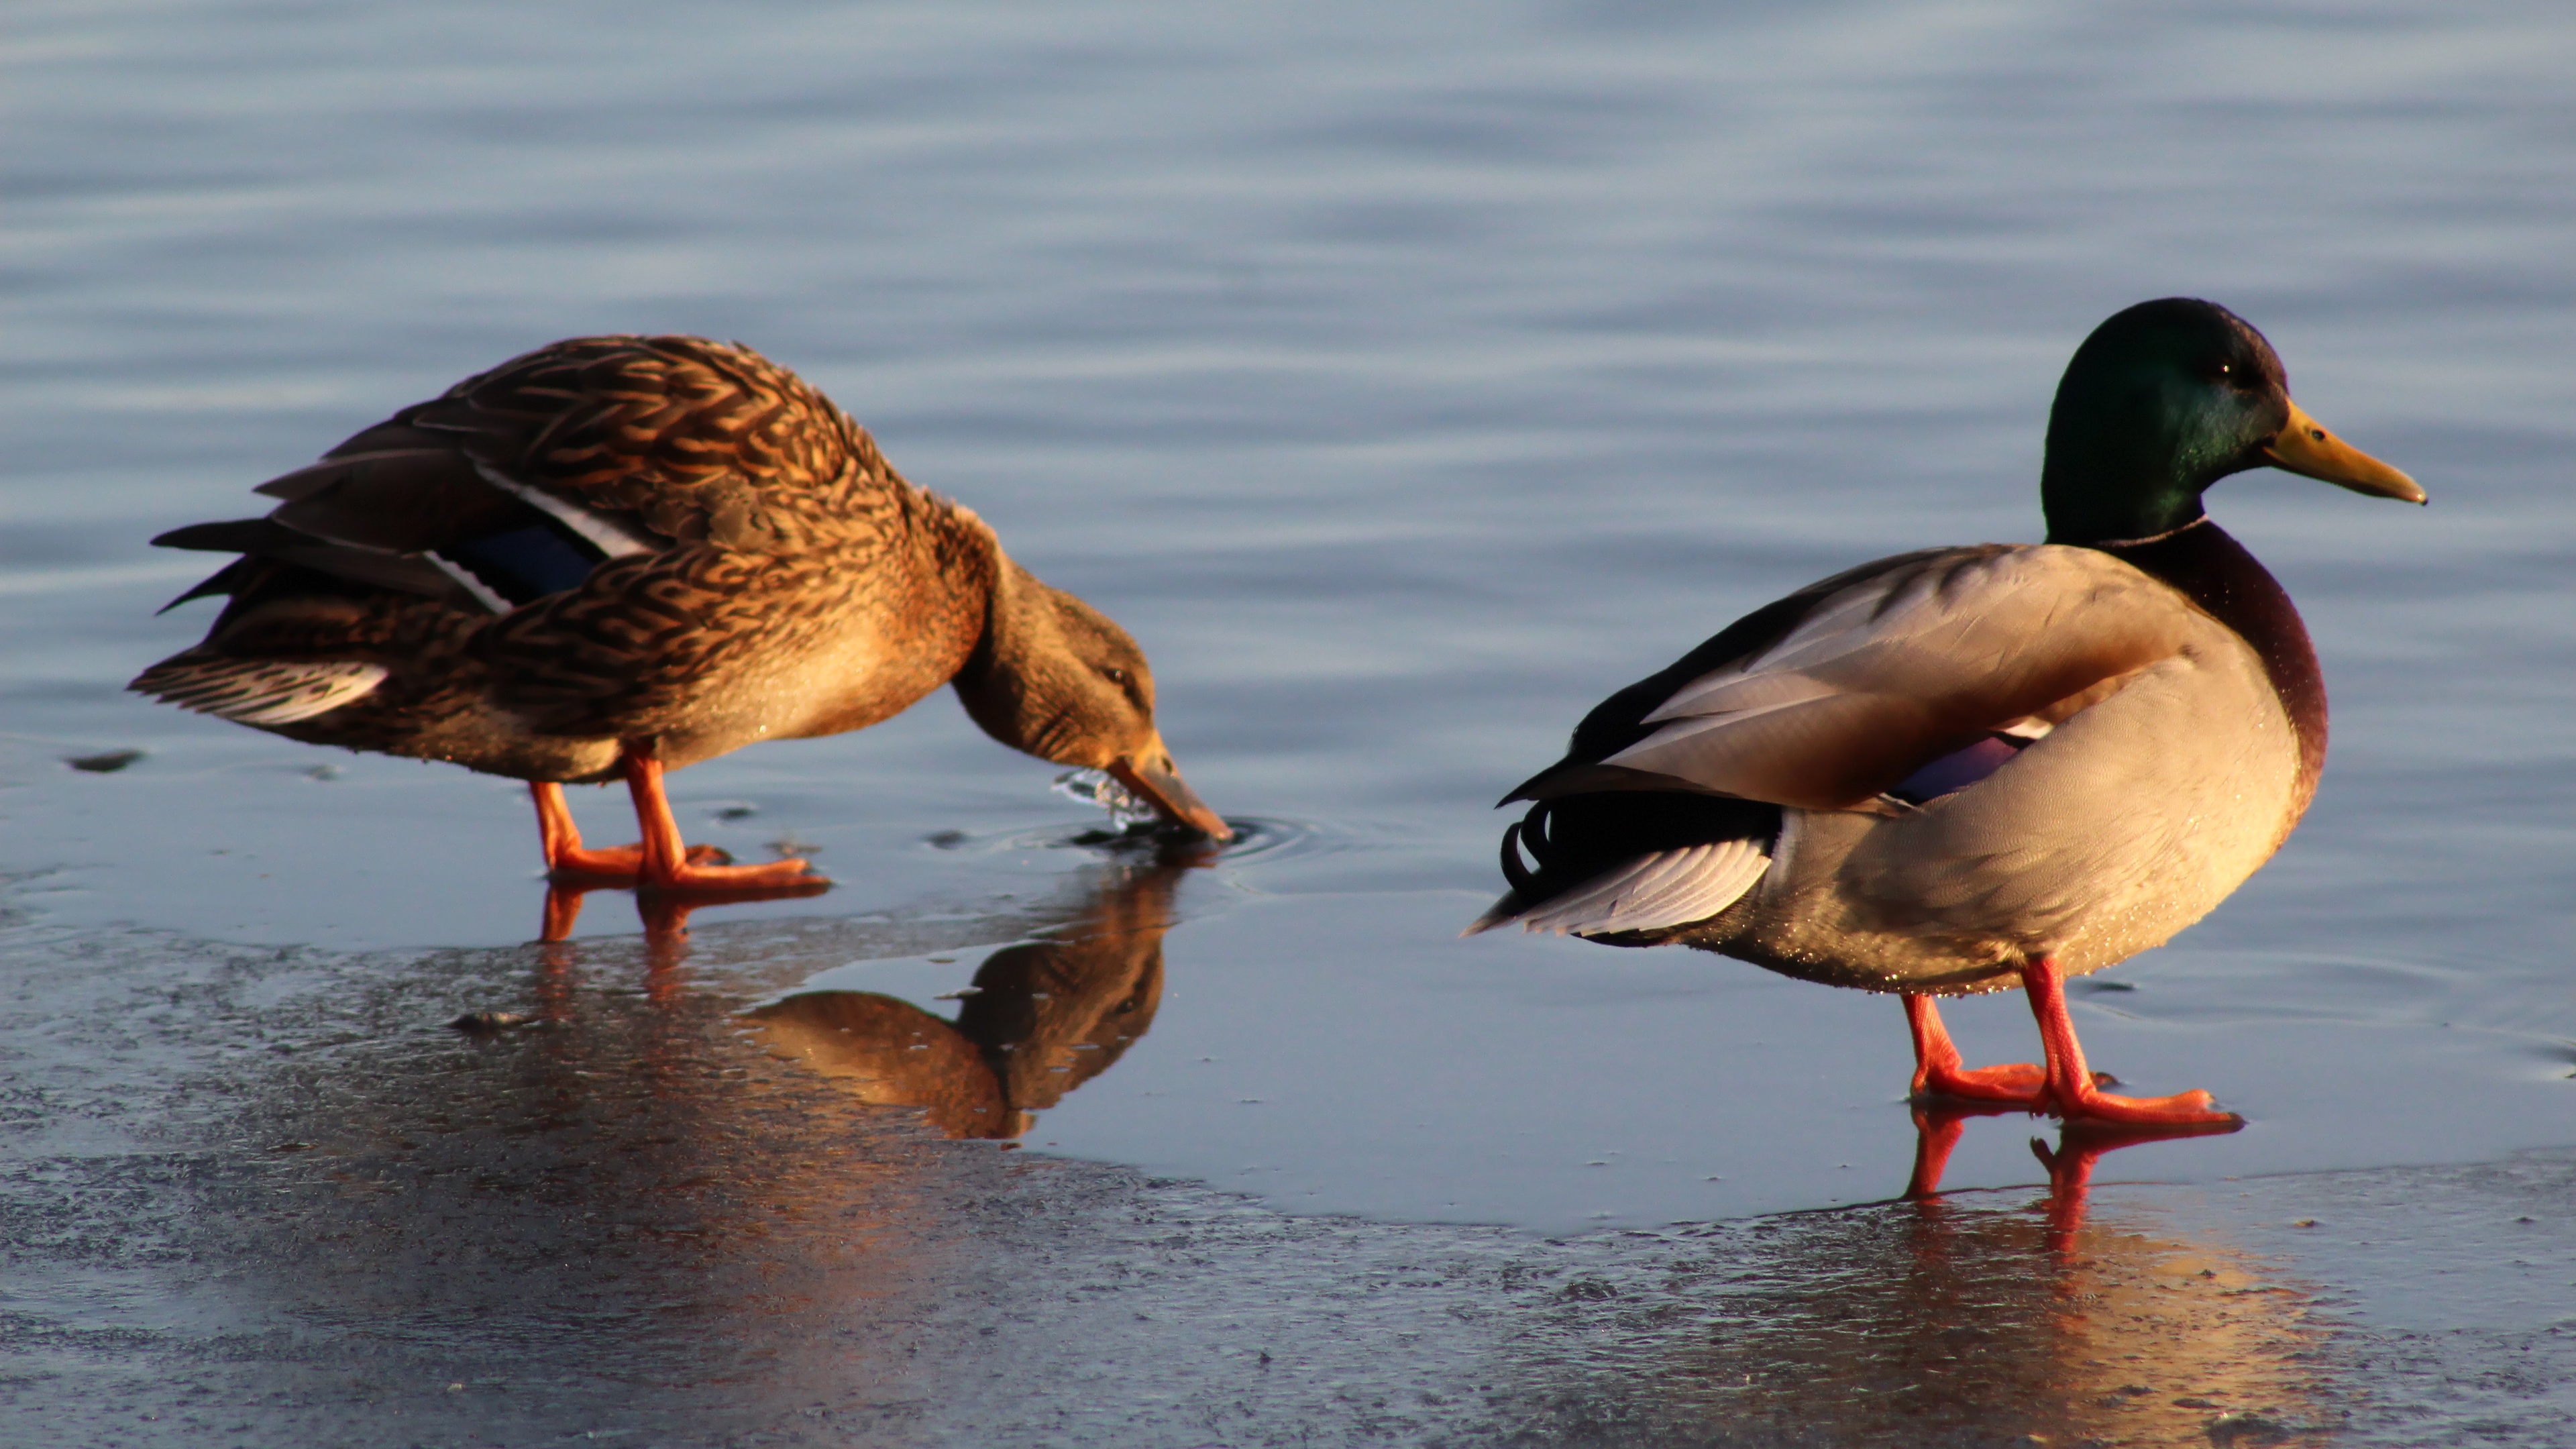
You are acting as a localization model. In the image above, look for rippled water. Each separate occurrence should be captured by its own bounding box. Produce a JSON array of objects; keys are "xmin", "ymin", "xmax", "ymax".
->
[{"xmin": 6, "ymin": 1, "xmax": 2576, "ymax": 1437}]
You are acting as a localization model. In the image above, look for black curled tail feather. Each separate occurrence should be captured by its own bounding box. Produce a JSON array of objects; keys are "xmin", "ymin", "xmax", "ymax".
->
[
  {"xmin": 1478, "ymin": 792, "xmax": 1782, "ymax": 934},
  {"xmin": 1497, "ymin": 801, "xmax": 1561, "ymax": 897}
]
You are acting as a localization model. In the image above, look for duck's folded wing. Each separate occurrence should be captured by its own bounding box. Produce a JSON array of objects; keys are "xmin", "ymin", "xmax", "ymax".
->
[
  {"xmin": 152, "ymin": 517, "xmax": 472, "ymax": 602},
  {"xmin": 256, "ymin": 442, "xmax": 662, "ymax": 563},
  {"xmin": 159, "ymin": 337, "xmax": 889, "ymax": 617},
  {"xmin": 385, "ymin": 335, "xmax": 900, "ymax": 549},
  {"xmin": 157, "ymin": 457, "xmax": 638, "ymax": 616},
  {"xmin": 475, "ymin": 539, "xmax": 851, "ymax": 735},
  {"xmin": 1512, "ymin": 545, "xmax": 2202, "ymax": 812}
]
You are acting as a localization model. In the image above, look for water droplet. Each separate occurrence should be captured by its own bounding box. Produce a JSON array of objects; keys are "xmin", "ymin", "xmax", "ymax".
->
[{"xmin": 1053, "ymin": 767, "xmax": 1156, "ymax": 826}]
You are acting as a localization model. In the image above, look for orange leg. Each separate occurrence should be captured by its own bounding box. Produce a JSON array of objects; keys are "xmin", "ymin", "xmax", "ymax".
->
[
  {"xmin": 2021, "ymin": 955, "xmax": 2241, "ymax": 1128},
  {"xmin": 622, "ymin": 745, "xmax": 826, "ymax": 892},
  {"xmin": 531, "ymin": 781, "xmax": 731, "ymax": 883},
  {"xmin": 1905, "ymin": 993, "xmax": 2050, "ymax": 1104},
  {"xmin": 533, "ymin": 781, "xmax": 649, "ymax": 879}
]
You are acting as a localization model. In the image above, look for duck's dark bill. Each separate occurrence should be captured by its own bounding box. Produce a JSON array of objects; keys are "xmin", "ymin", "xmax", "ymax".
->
[
  {"xmin": 2261, "ymin": 400, "xmax": 2425, "ymax": 503},
  {"xmin": 1109, "ymin": 753, "xmax": 1232, "ymax": 842}
]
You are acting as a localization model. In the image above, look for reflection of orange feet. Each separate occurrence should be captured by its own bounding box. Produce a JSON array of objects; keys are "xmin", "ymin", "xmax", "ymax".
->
[
  {"xmin": 635, "ymin": 879, "xmax": 831, "ymax": 945},
  {"xmin": 2032, "ymin": 1132, "xmax": 2096, "ymax": 1246},
  {"xmin": 541, "ymin": 883, "xmax": 589, "ymax": 943},
  {"xmin": 1904, "ymin": 1102, "xmax": 1977, "ymax": 1199},
  {"xmin": 636, "ymin": 878, "xmax": 830, "ymax": 930},
  {"xmin": 1907, "ymin": 1097, "xmax": 2238, "ymax": 1216},
  {"xmin": 2021, "ymin": 957, "xmax": 2243, "ymax": 1128},
  {"xmin": 2029, "ymin": 1117, "xmax": 2241, "ymax": 1245}
]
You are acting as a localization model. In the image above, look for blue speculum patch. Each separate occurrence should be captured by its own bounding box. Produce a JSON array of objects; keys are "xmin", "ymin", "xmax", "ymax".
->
[
  {"xmin": 440, "ymin": 521, "xmax": 604, "ymax": 605},
  {"xmin": 1887, "ymin": 733, "xmax": 2030, "ymax": 805}
]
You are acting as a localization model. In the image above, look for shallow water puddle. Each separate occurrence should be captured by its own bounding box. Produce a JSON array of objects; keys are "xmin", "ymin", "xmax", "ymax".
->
[{"xmin": 726, "ymin": 885, "xmax": 2576, "ymax": 1232}]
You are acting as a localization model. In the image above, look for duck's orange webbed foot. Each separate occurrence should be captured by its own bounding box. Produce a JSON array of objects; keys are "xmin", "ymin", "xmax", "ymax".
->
[
  {"xmin": 1917, "ymin": 1058, "xmax": 2049, "ymax": 1104},
  {"xmin": 641, "ymin": 857, "xmax": 828, "ymax": 892},
  {"xmin": 531, "ymin": 783, "xmax": 727, "ymax": 883},
  {"xmin": 2043, "ymin": 1079, "xmax": 2241, "ymax": 1128},
  {"xmin": 2021, "ymin": 957, "xmax": 2243, "ymax": 1130},
  {"xmin": 547, "ymin": 843, "xmax": 731, "ymax": 882},
  {"xmin": 1902, "ymin": 993, "xmax": 2109, "ymax": 1107},
  {"xmin": 621, "ymin": 747, "xmax": 833, "ymax": 894}
]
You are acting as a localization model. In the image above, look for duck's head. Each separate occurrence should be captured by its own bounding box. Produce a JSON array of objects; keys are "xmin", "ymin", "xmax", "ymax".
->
[
  {"xmin": 956, "ymin": 567, "xmax": 1232, "ymax": 842},
  {"xmin": 2040, "ymin": 298, "xmax": 2422, "ymax": 545}
]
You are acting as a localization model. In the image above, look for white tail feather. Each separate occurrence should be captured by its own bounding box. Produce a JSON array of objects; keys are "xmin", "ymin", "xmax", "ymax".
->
[
  {"xmin": 1505, "ymin": 838, "xmax": 1772, "ymax": 938},
  {"xmin": 147, "ymin": 659, "xmax": 388, "ymax": 725}
]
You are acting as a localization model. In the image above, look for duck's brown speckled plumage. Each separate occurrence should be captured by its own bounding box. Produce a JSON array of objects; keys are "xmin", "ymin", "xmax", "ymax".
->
[{"xmin": 133, "ymin": 336, "xmax": 1226, "ymax": 842}]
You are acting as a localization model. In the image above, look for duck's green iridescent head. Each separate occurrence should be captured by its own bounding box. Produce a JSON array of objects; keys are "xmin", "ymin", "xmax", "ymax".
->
[{"xmin": 2040, "ymin": 298, "xmax": 2422, "ymax": 546}]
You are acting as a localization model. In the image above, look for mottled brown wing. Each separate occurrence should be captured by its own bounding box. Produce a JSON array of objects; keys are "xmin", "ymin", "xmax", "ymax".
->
[
  {"xmin": 389, "ymin": 335, "xmax": 907, "ymax": 550},
  {"xmin": 1568, "ymin": 545, "xmax": 2202, "ymax": 812},
  {"xmin": 474, "ymin": 535, "xmax": 880, "ymax": 737}
]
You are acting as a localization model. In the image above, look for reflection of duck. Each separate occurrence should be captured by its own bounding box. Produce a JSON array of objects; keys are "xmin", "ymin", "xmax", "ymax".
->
[
  {"xmin": 1641, "ymin": 1124, "xmax": 2330, "ymax": 1448},
  {"xmin": 131, "ymin": 335, "xmax": 1226, "ymax": 901},
  {"xmin": 745, "ymin": 856, "xmax": 1194, "ymax": 1138},
  {"xmin": 1472, "ymin": 300, "xmax": 2422, "ymax": 1128}
]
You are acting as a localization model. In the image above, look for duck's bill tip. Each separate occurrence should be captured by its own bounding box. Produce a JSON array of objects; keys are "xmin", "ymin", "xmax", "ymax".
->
[
  {"xmin": 2263, "ymin": 400, "xmax": 2425, "ymax": 504},
  {"xmin": 1108, "ymin": 755, "xmax": 1233, "ymax": 843}
]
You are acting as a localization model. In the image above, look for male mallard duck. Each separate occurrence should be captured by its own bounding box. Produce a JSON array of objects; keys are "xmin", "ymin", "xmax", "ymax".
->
[
  {"xmin": 133, "ymin": 335, "xmax": 1229, "ymax": 893},
  {"xmin": 1469, "ymin": 299, "xmax": 2422, "ymax": 1127}
]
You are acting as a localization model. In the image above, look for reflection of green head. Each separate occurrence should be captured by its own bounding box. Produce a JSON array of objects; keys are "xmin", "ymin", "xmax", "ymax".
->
[{"xmin": 2041, "ymin": 299, "xmax": 2420, "ymax": 545}]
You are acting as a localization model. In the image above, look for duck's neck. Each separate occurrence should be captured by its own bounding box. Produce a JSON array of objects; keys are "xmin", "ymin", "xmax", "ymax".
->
[
  {"xmin": 945, "ymin": 517, "xmax": 1076, "ymax": 759},
  {"xmin": 2092, "ymin": 519, "xmax": 2328, "ymax": 824},
  {"xmin": 2039, "ymin": 367, "xmax": 2245, "ymax": 545},
  {"xmin": 2043, "ymin": 475, "xmax": 2208, "ymax": 548}
]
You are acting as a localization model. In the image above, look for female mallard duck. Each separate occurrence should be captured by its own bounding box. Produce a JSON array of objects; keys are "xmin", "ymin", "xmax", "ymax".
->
[
  {"xmin": 132, "ymin": 335, "xmax": 1230, "ymax": 893},
  {"xmin": 1469, "ymin": 299, "xmax": 2422, "ymax": 1128}
]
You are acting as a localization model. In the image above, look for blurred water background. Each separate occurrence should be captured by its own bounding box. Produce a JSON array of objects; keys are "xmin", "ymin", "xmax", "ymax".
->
[{"xmin": 5, "ymin": 3, "xmax": 2576, "ymax": 1440}]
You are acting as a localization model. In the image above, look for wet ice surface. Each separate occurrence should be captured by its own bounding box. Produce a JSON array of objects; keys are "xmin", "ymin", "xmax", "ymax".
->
[
  {"xmin": 9, "ymin": 910, "xmax": 2576, "ymax": 1447},
  {"xmin": 8, "ymin": 0, "xmax": 2576, "ymax": 1443}
]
